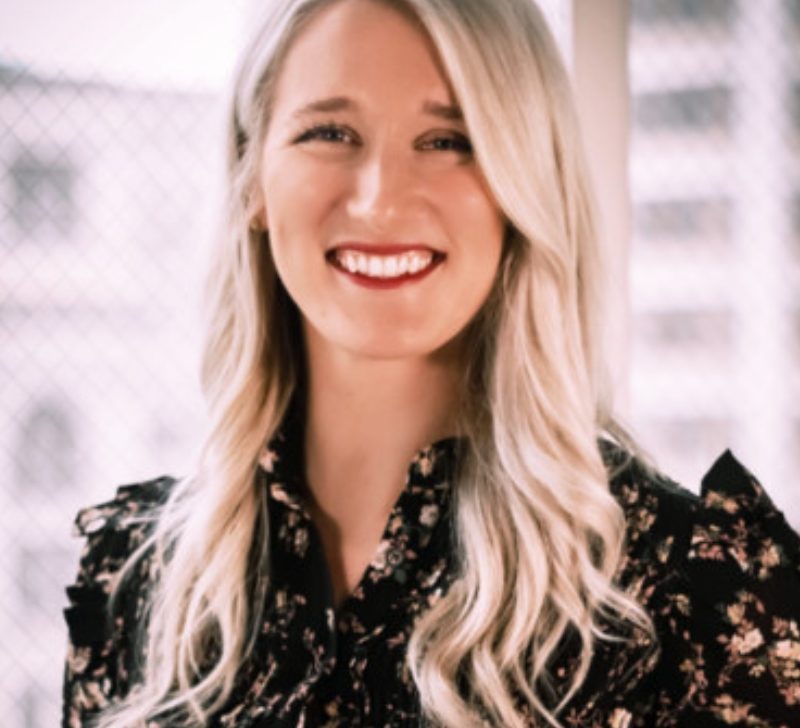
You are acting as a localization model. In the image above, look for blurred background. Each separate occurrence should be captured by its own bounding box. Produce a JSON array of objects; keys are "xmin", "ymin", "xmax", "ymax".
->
[{"xmin": 1, "ymin": 0, "xmax": 798, "ymax": 725}]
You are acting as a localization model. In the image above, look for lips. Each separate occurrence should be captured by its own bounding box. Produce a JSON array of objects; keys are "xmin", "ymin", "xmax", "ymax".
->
[
  {"xmin": 328, "ymin": 242, "xmax": 443, "ymax": 255},
  {"xmin": 325, "ymin": 242, "xmax": 445, "ymax": 288}
]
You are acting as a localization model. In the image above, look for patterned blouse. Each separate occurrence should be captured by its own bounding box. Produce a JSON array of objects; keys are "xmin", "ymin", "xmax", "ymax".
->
[{"xmin": 63, "ymin": 418, "xmax": 800, "ymax": 727}]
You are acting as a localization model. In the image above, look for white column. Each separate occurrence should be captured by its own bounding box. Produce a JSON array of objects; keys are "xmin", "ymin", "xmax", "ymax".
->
[{"xmin": 571, "ymin": 0, "xmax": 632, "ymax": 414}]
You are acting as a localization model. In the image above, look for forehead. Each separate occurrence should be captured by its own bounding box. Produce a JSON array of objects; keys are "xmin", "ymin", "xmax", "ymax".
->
[{"xmin": 270, "ymin": 0, "xmax": 457, "ymax": 119}]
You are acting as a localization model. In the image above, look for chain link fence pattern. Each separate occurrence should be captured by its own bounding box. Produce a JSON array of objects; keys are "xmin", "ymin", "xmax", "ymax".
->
[
  {"xmin": 627, "ymin": 0, "xmax": 800, "ymax": 524},
  {"xmin": 1, "ymin": 1, "xmax": 798, "ymax": 725},
  {"xmin": 0, "ymin": 30, "xmax": 227, "ymax": 727}
]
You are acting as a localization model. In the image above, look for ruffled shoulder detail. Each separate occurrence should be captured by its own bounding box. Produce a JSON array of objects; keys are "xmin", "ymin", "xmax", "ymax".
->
[
  {"xmin": 675, "ymin": 451, "xmax": 800, "ymax": 723},
  {"xmin": 65, "ymin": 475, "xmax": 176, "ymax": 643},
  {"xmin": 601, "ymin": 438, "xmax": 697, "ymax": 574},
  {"xmin": 62, "ymin": 476, "xmax": 177, "ymax": 725},
  {"xmin": 72, "ymin": 475, "xmax": 176, "ymax": 539},
  {"xmin": 593, "ymin": 444, "xmax": 800, "ymax": 723},
  {"xmin": 700, "ymin": 448, "xmax": 772, "ymax": 503},
  {"xmin": 690, "ymin": 449, "xmax": 799, "ymax": 579}
]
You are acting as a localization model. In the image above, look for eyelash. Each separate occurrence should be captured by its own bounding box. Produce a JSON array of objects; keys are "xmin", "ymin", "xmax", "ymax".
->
[{"xmin": 294, "ymin": 122, "xmax": 473, "ymax": 154}]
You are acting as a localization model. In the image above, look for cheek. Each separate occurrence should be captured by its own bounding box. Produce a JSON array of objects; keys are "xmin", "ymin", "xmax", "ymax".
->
[
  {"xmin": 263, "ymin": 163, "xmax": 320, "ymax": 231},
  {"xmin": 428, "ymin": 177, "xmax": 505, "ymax": 338},
  {"xmin": 467, "ymin": 181, "xmax": 505, "ymax": 233},
  {"xmin": 440, "ymin": 177, "xmax": 506, "ymax": 265},
  {"xmin": 261, "ymin": 163, "xmax": 338, "ymax": 270}
]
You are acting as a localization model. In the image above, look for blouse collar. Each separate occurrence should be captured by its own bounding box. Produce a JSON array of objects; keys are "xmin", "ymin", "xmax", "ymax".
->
[{"xmin": 256, "ymin": 402, "xmax": 465, "ymax": 522}]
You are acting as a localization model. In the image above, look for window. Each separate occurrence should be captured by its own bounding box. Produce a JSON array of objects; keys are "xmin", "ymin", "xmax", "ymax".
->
[
  {"xmin": 633, "ymin": 0, "xmax": 737, "ymax": 26},
  {"xmin": 795, "ymin": 419, "xmax": 800, "ymax": 476},
  {"xmin": 14, "ymin": 401, "xmax": 77, "ymax": 495},
  {"xmin": 634, "ymin": 197, "xmax": 731, "ymax": 244},
  {"xmin": 636, "ymin": 310, "xmax": 733, "ymax": 357},
  {"xmin": 787, "ymin": 0, "xmax": 800, "ymax": 27},
  {"xmin": 793, "ymin": 194, "xmax": 800, "ymax": 257},
  {"xmin": 9, "ymin": 148, "xmax": 76, "ymax": 240},
  {"xmin": 20, "ymin": 684, "xmax": 41, "ymax": 728},
  {"xmin": 17, "ymin": 545, "xmax": 74, "ymax": 614},
  {"xmin": 794, "ymin": 307, "xmax": 800, "ymax": 359},
  {"xmin": 634, "ymin": 85, "xmax": 733, "ymax": 133},
  {"xmin": 648, "ymin": 417, "xmax": 733, "ymax": 454}
]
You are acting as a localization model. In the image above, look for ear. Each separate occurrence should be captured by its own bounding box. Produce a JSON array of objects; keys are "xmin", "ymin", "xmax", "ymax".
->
[{"xmin": 248, "ymin": 184, "xmax": 269, "ymax": 231}]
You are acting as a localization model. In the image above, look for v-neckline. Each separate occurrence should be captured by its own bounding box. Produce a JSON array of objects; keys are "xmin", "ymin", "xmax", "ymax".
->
[{"xmin": 258, "ymin": 412, "xmax": 464, "ymax": 627}]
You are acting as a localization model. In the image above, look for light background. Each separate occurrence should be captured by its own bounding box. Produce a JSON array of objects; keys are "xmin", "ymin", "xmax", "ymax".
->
[{"xmin": 1, "ymin": 1, "xmax": 798, "ymax": 725}]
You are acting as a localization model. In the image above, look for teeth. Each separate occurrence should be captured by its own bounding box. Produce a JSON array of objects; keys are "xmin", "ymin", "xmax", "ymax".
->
[
  {"xmin": 344, "ymin": 252, "xmax": 359, "ymax": 274},
  {"xmin": 333, "ymin": 250, "xmax": 435, "ymax": 279}
]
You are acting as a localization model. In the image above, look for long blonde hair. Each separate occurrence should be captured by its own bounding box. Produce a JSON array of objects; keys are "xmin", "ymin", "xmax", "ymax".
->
[{"xmin": 97, "ymin": 0, "xmax": 651, "ymax": 725}]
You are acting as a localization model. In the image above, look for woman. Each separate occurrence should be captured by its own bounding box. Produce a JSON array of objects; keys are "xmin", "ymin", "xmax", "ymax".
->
[{"xmin": 62, "ymin": 0, "xmax": 800, "ymax": 726}]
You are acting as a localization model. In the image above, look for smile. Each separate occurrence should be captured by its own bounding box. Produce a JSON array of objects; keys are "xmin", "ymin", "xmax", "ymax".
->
[{"xmin": 326, "ymin": 247, "xmax": 445, "ymax": 289}]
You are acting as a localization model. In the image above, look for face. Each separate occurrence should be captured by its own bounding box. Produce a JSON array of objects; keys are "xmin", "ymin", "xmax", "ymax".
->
[{"xmin": 257, "ymin": 0, "xmax": 505, "ymax": 360}]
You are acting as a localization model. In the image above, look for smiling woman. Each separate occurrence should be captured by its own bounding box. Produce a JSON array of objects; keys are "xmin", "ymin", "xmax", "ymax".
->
[
  {"xmin": 252, "ymin": 0, "xmax": 508, "ymax": 611},
  {"xmin": 61, "ymin": 0, "xmax": 800, "ymax": 727},
  {"xmin": 256, "ymin": 0, "xmax": 504, "ymax": 364}
]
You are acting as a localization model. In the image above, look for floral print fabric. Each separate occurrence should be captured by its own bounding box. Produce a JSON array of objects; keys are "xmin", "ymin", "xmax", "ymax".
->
[{"xmin": 62, "ymin": 422, "xmax": 800, "ymax": 727}]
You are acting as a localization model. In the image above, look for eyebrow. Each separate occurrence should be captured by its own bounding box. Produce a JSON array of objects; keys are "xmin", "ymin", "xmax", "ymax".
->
[{"xmin": 290, "ymin": 96, "xmax": 464, "ymax": 122}]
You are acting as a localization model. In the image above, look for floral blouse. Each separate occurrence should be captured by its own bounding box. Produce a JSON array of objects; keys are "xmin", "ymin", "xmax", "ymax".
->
[{"xmin": 63, "ymin": 420, "xmax": 800, "ymax": 727}]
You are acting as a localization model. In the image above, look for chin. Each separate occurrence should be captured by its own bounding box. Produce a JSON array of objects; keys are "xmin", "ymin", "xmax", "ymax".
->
[
  {"xmin": 323, "ymin": 324, "xmax": 451, "ymax": 361},
  {"xmin": 339, "ymin": 336, "xmax": 437, "ymax": 361}
]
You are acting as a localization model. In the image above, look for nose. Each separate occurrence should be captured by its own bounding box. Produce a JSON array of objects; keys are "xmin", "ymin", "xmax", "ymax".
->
[{"xmin": 345, "ymin": 147, "xmax": 416, "ymax": 228}]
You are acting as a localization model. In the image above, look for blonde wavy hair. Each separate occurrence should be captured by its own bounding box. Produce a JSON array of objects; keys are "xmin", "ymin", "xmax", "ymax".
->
[{"xmin": 96, "ymin": 0, "xmax": 652, "ymax": 726}]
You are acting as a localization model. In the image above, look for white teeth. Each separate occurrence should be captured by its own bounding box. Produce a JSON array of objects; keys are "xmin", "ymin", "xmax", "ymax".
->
[
  {"xmin": 344, "ymin": 252, "xmax": 359, "ymax": 273},
  {"xmin": 333, "ymin": 250, "xmax": 435, "ymax": 279}
]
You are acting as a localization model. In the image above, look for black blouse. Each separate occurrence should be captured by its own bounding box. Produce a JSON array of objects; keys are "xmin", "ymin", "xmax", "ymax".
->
[{"xmin": 62, "ymin": 419, "xmax": 800, "ymax": 727}]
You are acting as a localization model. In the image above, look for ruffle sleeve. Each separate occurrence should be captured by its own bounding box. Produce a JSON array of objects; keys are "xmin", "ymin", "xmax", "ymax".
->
[
  {"xmin": 61, "ymin": 476, "xmax": 175, "ymax": 728},
  {"xmin": 673, "ymin": 450, "xmax": 800, "ymax": 726}
]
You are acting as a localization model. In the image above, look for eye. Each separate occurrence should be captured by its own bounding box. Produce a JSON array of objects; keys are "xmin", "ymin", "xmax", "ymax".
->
[
  {"xmin": 293, "ymin": 122, "xmax": 358, "ymax": 145},
  {"xmin": 419, "ymin": 133, "xmax": 473, "ymax": 155}
]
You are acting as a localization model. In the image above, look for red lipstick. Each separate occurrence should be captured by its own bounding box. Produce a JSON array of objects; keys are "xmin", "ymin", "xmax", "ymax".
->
[
  {"xmin": 329, "ymin": 242, "xmax": 442, "ymax": 255},
  {"xmin": 326, "ymin": 244, "xmax": 445, "ymax": 290}
]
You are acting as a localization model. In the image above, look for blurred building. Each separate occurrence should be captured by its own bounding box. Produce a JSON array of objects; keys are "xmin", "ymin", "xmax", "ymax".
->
[
  {"xmin": 0, "ymin": 63, "xmax": 217, "ymax": 727},
  {"xmin": 628, "ymin": 0, "xmax": 800, "ymax": 524},
  {"xmin": 2, "ymin": 1, "xmax": 800, "ymax": 725}
]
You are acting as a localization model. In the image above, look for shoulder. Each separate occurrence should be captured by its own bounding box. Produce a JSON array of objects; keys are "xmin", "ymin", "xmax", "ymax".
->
[
  {"xmin": 688, "ymin": 449, "xmax": 799, "ymax": 581},
  {"xmin": 601, "ymin": 441, "xmax": 800, "ymax": 724},
  {"xmin": 62, "ymin": 475, "xmax": 178, "ymax": 720},
  {"xmin": 600, "ymin": 439, "xmax": 697, "ymax": 576},
  {"xmin": 72, "ymin": 474, "xmax": 177, "ymax": 541},
  {"xmin": 601, "ymin": 439, "xmax": 799, "ymax": 582},
  {"xmin": 67, "ymin": 475, "xmax": 178, "ymax": 601},
  {"xmin": 681, "ymin": 454, "xmax": 800, "ymax": 722}
]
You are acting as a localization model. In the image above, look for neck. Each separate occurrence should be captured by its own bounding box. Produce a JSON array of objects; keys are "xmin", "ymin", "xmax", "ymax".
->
[
  {"xmin": 298, "ymin": 322, "xmax": 464, "ymax": 607},
  {"xmin": 302, "ymin": 323, "xmax": 461, "ymax": 511}
]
